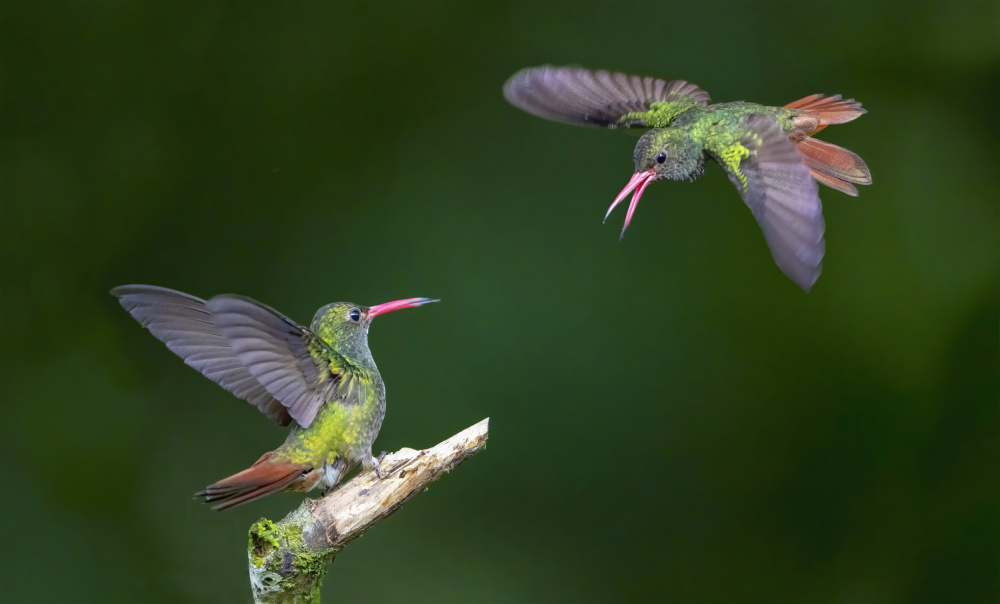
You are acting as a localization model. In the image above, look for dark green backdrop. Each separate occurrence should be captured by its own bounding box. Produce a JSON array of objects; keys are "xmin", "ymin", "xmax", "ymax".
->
[{"xmin": 1, "ymin": 2, "xmax": 997, "ymax": 602}]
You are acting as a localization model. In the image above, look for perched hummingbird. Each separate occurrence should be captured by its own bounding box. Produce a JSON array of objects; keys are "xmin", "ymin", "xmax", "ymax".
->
[
  {"xmin": 112, "ymin": 285, "xmax": 437, "ymax": 510},
  {"xmin": 503, "ymin": 66, "xmax": 872, "ymax": 292}
]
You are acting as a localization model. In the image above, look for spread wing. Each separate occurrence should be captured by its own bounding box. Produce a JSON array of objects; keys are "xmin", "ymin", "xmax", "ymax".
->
[
  {"xmin": 112, "ymin": 285, "xmax": 360, "ymax": 428},
  {"xmin": 711, "ymin": 114, "xmax": 826, "ymax": 292},
  {"xmin": 503, "ymin": 66, "xmax": 710, "ymax": 129}
]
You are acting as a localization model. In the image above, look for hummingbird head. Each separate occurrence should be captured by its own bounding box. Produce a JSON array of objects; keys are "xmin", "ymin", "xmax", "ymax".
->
[
  {"xmin": 604, "ymin": 129, "xmax": 705, "ymax": 238},
  {"xmin": 311, "ymin": 298, "xmax": 439, "ymax": 363}
]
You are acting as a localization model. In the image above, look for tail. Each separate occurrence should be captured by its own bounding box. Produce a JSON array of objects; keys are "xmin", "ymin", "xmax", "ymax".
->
[
  {"xmin": 785, "ymin": 94, "xmax": 872, "ymax": 196},
  {"xmin": 195, "ymin": 451, "xmax": 307, "ymax": 511}
]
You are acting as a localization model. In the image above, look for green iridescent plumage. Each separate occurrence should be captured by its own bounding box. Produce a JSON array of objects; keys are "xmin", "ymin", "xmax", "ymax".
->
[
  {"xmin": 112, "ymin": 285, "xmax": 437, "ymax": 509},
  {"xmin": 271, "ymin": 301, "xmax": 387, "ymax": 474},
  {"xmin": 503, "ymin": 66, "xmax": 872, "ymax": 292}
]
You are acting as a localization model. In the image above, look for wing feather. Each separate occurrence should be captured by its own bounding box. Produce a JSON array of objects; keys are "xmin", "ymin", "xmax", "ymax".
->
[
  {"xmin": 205, "ymin": 294, "xmax": 348, "ymax": 428},
  {"xmin": 113, "ymin": 285, "xmax": 361, "ymax": 428},
  {"xmin": 111, "ymin": 285, "xmax": 293, "ymax": 426},
  {"xmin": 503, "ymin": 66, "xmax": 710, "ymax": 129},
  {"xmin": 716, "ymin": 114, "xmax": 826, "ymax": 292}
]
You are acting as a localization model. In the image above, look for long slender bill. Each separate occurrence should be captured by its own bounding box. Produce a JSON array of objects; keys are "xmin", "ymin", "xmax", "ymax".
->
[
  {"xmin": 605, "ymin": 170, "xmax": 656, "ymax": 239},
  {"xmin": 621, "ymin": 173, "xmax": 656, "ymax": 239},
  {"xmin": 368, "ymin": 297, "xmax": 439, "ymax": 318}
]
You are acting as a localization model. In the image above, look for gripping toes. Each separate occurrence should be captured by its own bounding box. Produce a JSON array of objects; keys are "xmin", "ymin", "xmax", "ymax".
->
[{"xmin": 373, "ymin": 451, "xmax": 389, "ymax": 479}]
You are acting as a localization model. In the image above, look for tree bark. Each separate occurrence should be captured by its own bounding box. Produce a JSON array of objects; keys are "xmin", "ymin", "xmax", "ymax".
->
[{"xmin": 247, "ymin": 418, "xmax": 490, "ymax": 603}]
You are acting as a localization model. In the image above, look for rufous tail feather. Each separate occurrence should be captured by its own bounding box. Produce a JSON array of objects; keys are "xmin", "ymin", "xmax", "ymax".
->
[
  {"xmin": 785, "ymin": 93, "xmax": 867, "ymax": 134},
  {"xmin": 796, "ymin": 136, "xmax": 872, "ymax": 196},
  {"xmin": 195, "ymin": 451, "xmax": 306, "ymax": 511},
  {"xmin": 810, "ymin": 170, "xmax": 859, "ymax": 196},
  {"xmin": 785, "ymin": 94, "xmax": 871, "ymax": 194}
]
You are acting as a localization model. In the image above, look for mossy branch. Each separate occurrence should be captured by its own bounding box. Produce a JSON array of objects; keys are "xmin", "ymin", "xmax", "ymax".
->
[{"xmin": 246, "ymin": 417, "xmax": 490, "ymax": 603}]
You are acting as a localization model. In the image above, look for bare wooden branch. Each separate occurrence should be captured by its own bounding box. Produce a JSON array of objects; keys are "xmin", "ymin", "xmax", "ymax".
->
[{"xmin": 247, "ymin": 418, "xmax": 490, "ymax": 603}]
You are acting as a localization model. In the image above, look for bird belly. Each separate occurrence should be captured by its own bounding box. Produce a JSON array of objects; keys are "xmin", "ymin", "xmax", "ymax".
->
[{"xmin": 276, "ymin": 397, "xmax": 384, "ymax": 472}]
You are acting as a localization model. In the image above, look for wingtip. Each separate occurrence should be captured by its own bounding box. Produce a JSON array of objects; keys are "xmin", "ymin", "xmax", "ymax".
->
[
  {"xmin": 793, "ymin": 265, "xmax": 822, "ymax": 293},
  {"xmin": 109, "ymin": 284, "xmax": 138, "ymax": 297}
]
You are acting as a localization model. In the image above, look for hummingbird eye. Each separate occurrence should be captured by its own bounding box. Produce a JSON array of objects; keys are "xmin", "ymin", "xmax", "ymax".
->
[
  {"xmin": 348, "ymin": 308, "xmax": 361, "ymax": 322},
  {"xmin": 656, "ymin": 151, "xmax": 667, "ymax": 164}
]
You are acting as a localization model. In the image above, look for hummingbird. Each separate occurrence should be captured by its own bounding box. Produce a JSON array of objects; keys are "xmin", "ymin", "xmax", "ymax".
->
[
  {"xmin": 111, "ymin": 284, "xmax": 438, "ymax": 510},
  {"xmin": 503, "ymin": 66, "xmax": 872, "ymax": 292}
]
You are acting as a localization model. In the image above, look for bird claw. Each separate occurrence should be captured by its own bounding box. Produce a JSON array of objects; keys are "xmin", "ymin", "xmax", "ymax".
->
[{"xmin": 373, "ymin": 451, "xmax": 388, "ymax": 479}]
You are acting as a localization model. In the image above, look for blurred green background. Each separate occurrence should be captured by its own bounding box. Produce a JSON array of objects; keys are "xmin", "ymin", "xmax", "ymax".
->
[{"xmin": 1, "ymin": 1, "xmax": 997, "ymax": 602}]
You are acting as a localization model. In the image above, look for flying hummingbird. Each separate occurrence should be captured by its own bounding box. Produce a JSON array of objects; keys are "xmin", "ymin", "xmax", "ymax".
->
[
  {"xmin": 503, "ymin": 66, "xmax": 872, "ymax": 292},
  {"xmin": 112, "ymin": 285, "xmax": 438, "ymax": 510}
]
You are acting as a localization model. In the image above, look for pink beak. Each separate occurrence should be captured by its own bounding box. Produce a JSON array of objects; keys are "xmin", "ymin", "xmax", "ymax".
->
[
  {"xmin": 367, "ymin": 297, "xmax": 439, "ymax": 318},
  {"xmin": 604, "ymin": 169, "xmax": 657, "ymax": 239}
]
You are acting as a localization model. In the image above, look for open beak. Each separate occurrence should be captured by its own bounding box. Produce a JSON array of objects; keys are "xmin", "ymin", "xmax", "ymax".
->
[
  {"xmin": 604, "ymin": 169, "xmax": 656, "ymax": 239},
  {"xmin": 367, "ymin": 297, "xmax": 439, "ymax": 319}
]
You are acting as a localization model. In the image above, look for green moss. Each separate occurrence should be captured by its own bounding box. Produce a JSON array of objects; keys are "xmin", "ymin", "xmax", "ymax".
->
[
  {"xmin": 291, "ymin": 550, "xmax": 333, "ymax": 602},
  {"xmin": 248, "ymin": 518, "xmax": 282, "ymax": 568},
  {"xmin": 254, "ymin": 518, "xmax": 282, "ymax": 547},
  {"xmin": 284, "ymin": 523, "xmax": 305, "ymax": 549},
  {"xmin": 246, "ymin": 516, "xmax": 333, "ymax": 601},
  {"xmin": 293, "ymin": 550, "xmax": 331, "ymax": 575}
]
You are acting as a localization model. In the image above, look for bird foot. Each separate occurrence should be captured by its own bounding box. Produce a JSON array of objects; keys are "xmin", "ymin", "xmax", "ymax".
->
[{"xmin": 373, "ymin": 451, "xmax": 388, "ymax": 479}]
